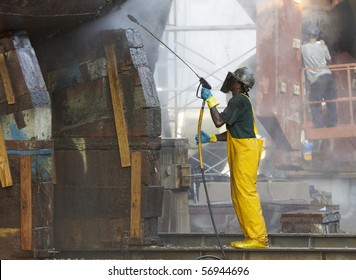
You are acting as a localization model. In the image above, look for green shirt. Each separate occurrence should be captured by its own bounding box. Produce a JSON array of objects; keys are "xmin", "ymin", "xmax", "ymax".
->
[{"xmin": 219, "ymin": 94, "xmax": 256, "ymax": 139}]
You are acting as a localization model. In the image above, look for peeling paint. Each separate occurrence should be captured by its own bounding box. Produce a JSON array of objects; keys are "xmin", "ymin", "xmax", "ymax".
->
[
  {"xmin": 126, "ymin": 28, "xmax": 144, "ymax": 48},
  {"xmin": 13, "ymin": 35, "xmax": 51, "ymax": 108},
  {"xmin": 34, "ymin": 108, "xmax": 52, "ymax": 140},
  {"xmin": 1, "ymin": 113, "xmax": 31, "ymax": 140},
  {"xmin": 137, "ymin": 66, "xmax": 160, "ymax": 107},
  {"xmin": 129, "ymin": 48, "xmax": 149, "ymax": 67},
  {"xmin": 1, "ymin": 108, "xmax": 51, "ymax": 141}
]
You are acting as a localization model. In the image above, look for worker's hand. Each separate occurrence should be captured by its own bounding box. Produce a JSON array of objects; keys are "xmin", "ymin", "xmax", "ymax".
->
[
  {"xmin": 201, "ymin": 87, "xmax": 213, "ymax": 100},
  {"xmin": 201, "ymin": 87, "xmax": 220, "ymax": 109},
  {"xmin": 195, "ymin": 130, "xmax": 217, "ymax": 144}
]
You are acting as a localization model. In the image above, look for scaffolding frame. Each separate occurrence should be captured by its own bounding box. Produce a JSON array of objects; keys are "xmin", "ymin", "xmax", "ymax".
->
[{"xmin": 301, "ymin": 62, "xmax": 356, "ymax": 139}]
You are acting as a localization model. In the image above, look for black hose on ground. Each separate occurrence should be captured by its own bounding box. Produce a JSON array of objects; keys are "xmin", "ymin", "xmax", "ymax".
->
[
  {"xmin": 196, "ymin": 82, "xmax": 227, "ymax": 260},
  {"xmin": 200, "ymin": 167, "xmax": 227, "ymax": 260},
  {"xmin": 195, "ymin": 254, "xmax": 222, "ymax": 260}
]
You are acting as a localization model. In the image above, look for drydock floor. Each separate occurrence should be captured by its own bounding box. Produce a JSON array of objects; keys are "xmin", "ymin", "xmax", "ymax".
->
[{"xmin": 53, "ymin": 233, "xmax": 356, "ymax": 260}]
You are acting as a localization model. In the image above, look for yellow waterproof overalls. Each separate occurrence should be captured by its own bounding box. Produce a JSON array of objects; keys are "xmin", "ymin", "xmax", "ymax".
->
[{"xmin": 226, "ymin": 101, "xmax": 268, "ymax": 244}]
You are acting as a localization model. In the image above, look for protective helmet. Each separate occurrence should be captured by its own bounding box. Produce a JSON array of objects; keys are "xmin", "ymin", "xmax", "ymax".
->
[
  {"xmin": 220, "ymin": 66, "xmax": 255, "ymax": 93},
  {"xmin": 307, "ymin": 24, "xmax": 321, "ymax": 37}
]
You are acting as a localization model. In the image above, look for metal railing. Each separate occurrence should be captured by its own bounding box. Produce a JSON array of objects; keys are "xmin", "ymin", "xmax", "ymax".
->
[{"xmin": 301, "ymin": 62, "xmax": 356, "ymax": 129}]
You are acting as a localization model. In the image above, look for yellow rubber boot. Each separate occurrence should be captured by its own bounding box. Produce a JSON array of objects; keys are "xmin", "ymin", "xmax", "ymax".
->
[
  {"xmin": 230, "ymin": 240, "xmax": 247, "ymax": 248},
  {"xmin": 234, "ymin": 239, "xmax": 269, "ymax": 249}
]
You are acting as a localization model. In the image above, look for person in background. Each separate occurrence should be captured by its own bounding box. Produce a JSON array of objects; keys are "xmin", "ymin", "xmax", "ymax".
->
[
  {"xmin": 301, "ymin": 24, "xmax": 338, "ymax": 128},
  {"xmin": 195, "ymin": 67, "xmax": 268, "ymax": 249}
]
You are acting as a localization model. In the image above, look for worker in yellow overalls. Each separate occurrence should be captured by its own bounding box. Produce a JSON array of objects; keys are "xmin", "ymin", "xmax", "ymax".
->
[{"xmin": 196, "ymin": 67, "xmax": 268, "ymax": 248}]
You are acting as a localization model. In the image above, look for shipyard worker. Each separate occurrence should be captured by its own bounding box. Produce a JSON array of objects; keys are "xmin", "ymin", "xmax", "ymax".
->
[
  {"xmin": 195, "ymin": 67, "xmax": 268, "ymax": 249},
  {"xmin": 301, "ymin": 24, "xmax": 338, "ymax": 128}
]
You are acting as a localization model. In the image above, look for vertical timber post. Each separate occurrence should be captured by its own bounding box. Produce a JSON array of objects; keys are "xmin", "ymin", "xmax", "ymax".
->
[
  {"xmin": 20, "ymin": 155, "xmax": 32, "ymax": 250},
  {"xmin": 105, "ymin": 43, "xmax": 131, "ymax": 168},
  {"xmin": 0, "ymin": 121, "xmax": 13, "ymax": 187},
  {"xmin": 0, "ymin": 53, "xmax": 15, "ymax": 105},
  {"xmin": 130, "ymin": 151, "xmax": 142, "ymax": 239}
]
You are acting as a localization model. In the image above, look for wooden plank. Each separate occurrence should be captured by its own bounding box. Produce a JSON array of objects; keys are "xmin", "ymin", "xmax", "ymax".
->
[
  {"xmin": 0, "ymin": 53, "xmax": 15, "ymax": 104},
  {"xmin": 0, "ymin": 121, "xmax": 13, "ymax": 187},
  {"xmin": 104, "ymin": 44, "xmax": 131, "ymax": 167},
  {"xmin": 305, "ymin": 125, "xmax": 356, "ymax": 140},
  {"xmin": 20, "ymin": 155, "xmax": 32, "ymax": 250},
  {"xmin": 130, "ymin": 151, "xmax": 142, "ymax": 239}
]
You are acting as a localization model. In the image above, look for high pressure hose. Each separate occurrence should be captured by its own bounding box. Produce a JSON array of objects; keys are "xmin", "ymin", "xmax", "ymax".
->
[{"xmin": 196, "ymin": 83, "xmax": 227, "ymax": 260}]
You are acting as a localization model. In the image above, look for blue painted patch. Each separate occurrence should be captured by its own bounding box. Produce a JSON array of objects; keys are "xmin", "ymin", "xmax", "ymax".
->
[
  {"xmin": 10, "ymin": 122, "xmax": 29, "ymax": 140},
  {"xmin": 6, "ymin": 148, "xmax": 53, "ymax": 155}
]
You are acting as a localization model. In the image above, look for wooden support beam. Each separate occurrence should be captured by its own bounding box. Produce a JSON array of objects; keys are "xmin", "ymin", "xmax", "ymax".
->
[
  {"xmin": 0, "ymin": 121, "xmax": 13, "ymax": 187},
  {"xmin": 105, "ymin": 44, "xmax": 131, "ymax": 167},
  {"xmin": 20, "ymin": 155, "xmax": 32, "ymax": 250},
  {"xmin": 130, "ymin": 151, "xmax": 142, "ymax": 239},
  {"xmin": 305, "ymin": 125, "xmax": 356, "ymax": 140},
  {"xmin": 0, "ymin": 53, "xmax": 15, "ymax": 105}
]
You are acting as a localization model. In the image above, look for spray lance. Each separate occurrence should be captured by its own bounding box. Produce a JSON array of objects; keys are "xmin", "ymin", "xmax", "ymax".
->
[
  {"xmin": 128, "ymin": 14, "xmax": 226, "ymax": 259},
  {"xmin": 127, "ymin": 15, "xmax": 211, "ymax": 90}
]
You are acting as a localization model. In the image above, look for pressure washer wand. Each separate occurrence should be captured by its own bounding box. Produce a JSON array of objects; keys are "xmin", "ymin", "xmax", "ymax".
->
[{"xmin": 127, "ymin": 14, "xmax": 211, "ymax": 90}]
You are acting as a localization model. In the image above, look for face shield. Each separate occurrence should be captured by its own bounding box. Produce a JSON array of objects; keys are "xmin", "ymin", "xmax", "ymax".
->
[{"xmin": 220, "ymin": 72, "xmax": 238, "ymax": 93}]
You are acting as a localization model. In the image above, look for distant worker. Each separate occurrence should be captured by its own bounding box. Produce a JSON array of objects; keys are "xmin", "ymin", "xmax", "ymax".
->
[
  {"xmin": 195, "ymin": 67, "xmax": 268, "ymax": 249},
  {"xmin": 301, "ymin": 24, "xmax": 338, "ymax": 128}
]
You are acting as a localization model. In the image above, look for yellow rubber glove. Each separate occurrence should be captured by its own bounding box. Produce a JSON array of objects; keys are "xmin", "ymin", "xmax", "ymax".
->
[{"xmin": 206, "ymin": 96, "xmax": 220, "ymax": 109}]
